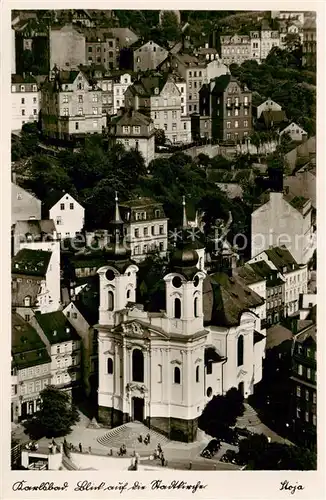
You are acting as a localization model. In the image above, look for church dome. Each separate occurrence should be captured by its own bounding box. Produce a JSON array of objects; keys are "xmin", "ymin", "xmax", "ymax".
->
[
  {"xmin": 106, "ymin": 241, "xmax": 131, "ymax": 262},
  {"xmin": 171, "ymin": 246, "xmax": 199, "ymax": 268}
]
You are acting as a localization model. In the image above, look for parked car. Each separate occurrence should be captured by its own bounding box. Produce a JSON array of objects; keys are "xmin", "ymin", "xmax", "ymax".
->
[
  {"xmin": 220, "ymin": 449, "xmax": 237, "ymax": 464},
  {"xmin": 234, "ymin": 427, "xmax": 254, "ymax": 438},
  {"xmin": 200, "ymin": 439, "xmax": 221, "ymax": 458},
  {"xmin": 220, "ymin": 429, "xmax": 239, "ymax": 446}
]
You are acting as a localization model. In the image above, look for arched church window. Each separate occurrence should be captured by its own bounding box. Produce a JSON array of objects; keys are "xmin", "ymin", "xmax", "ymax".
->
[
  {"xmin": 196, "ymin": 365, "xmax": 200, "ymax": 382},
  {"xmin": 107, "ymin": 357, "xmax": 113, "ymax": 374},
  {"xmin": 237, "ymin": 335, "xmax": 244, "ymax": 367},
  {"xmin": 174, "ymin": 366, "xmax": 181, "ymax": 384},
  {"xmin": 206, "ymin": 387, "xmax": 212, "ymax": 397},
  {"xmin": 194, "ymin": 297, "xmax": 198, "ymax": 317},
  {"xmin": 174, "ymin": 298, "xmax": 181, "ymax": 319},
  {"xmin": 108, "ymin": 291, "xmax": 114, "ymax": 311},
  {"xmin": 127, "ymin": 289, "xmax": 131, "ymax": 299},
  {"xmin": 132, "ymin": 349, "xmax": 144, "ymax": 383}
]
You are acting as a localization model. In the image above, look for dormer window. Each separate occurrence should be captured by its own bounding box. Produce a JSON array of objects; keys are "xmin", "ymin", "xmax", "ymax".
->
[
  {"xmin": 24, "ymin": 296, "xmax": 31, "ymax": 307},
  {"xmin": 154, "ymin": 87, "xmax": 159, "ymax": 95},
  {"xmin": 123, "ymin": 126, "xmax": 130, "ymax": 134},
  {"xmin": 20, "ymin": 85, "xmax": 25, "ymax": 92}
]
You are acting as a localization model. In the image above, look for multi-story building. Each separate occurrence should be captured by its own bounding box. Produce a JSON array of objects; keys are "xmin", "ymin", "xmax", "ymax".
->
[
  {"xmin": 118, "ymin": 196, "xmax": 168, "ymax": 262},
  {"xmin": 220, "ymin": 34, "xmax": 251, "ymax": 66},
  {"xmin": 12, "ymin": 219, "xmax": 57, "ymax": 256},
  {"xmin": 248, "ymin": 261, "xmax": 285, "ymax": 325},
  {"xmin": 158, "ymin": 54, "xmax": 206, "ymax": 114},
  {"xmin": 63, "ymin": 293, "xmax": 99, "ymax": 399},
  {"xmin": 302, "ymin": 17, "xmax": 316, "ymax": 69},
  {"xmin": 175, "ymin": 79, "xmax": 187, "ymax": 116},
  {"xmin": 249, "ymin": 246, "xmax": 308, "ymax": 317},
  {"xmin": 96, "ymin": 229, "xmax": 266, "ymax": 441},
  {"xmin": 110, "ymin": 28, "xmax": 138, "ymax": 49},
  {"xmin": 113, "ymin": 73, "xmax": 133, "ymax": 115},
  {"xmin": 251, "ymin": 190, "xmax": 316, "ymax": 265},
  {"xmin": 80, "ymin": 65, "xmax": 114, "ymax": 115},
  {"xmin": 250, "ymin": 31, "xmax": 262, "ymax": 63},
  {"xmin": 125, "ymin": 75, "xmax": 186, "ymax": 144},
  {"xmin": 84, "ymin": 29, "xmax": 118, "ymax": 71},
  {"xmin": 41, "ymin": 68, "xmax": 106, "ymax": 141},
  {"xmin": 202, "ymin": 74, "xmax": 252, "ymax": 142},
  {"xmin": 12, "ymin": 242, "xmax": 61, "ymax": 316},
  {"xmin": 11, "ymin": 313, "xmax": 51, "ymax": 422},
  {"xmin": 133, "ymin": 40, "xmax": 168, "ymax": 72},
  {"xmin": 196, "ymin": 43, "xmax": 219, "ymax": 62},
  {"xmin": 271, "ymin": 11, "xmax": 305, "ymax": 25},
  {"xmin": 107, "ymin": 109, "xmax": 155, "ymax": 166},
  {"xmin": 158, "ymin": 54, "xmax": 228, "ymax": 115},
  {"xmin": 260, "ymin": 20, "xmax": 280, "ymax": 60},
  {"xmin": 49, "ymin": 24, "xmax": 86, "ymax": 71},
  {"xmin": 49, "ymin": 193, "xmax": 85, "ymax": 240},
  {"xmin": 279, "ymin": 19, "xmax": 304, "ymax": 48},
  {"xmin": 11, "ymin": 74, "xmax": 39, "ymax": 131},
  {"xmin": 31, "ymin": 311, "xmax": 82, "ymax": 398},
  {"xmin": 290, "ymin": 322, "xmax": 316, "ymax": 450},
  {"xmin": 11, "ymin": 182, "xmax": 41, "ymax": 226}
]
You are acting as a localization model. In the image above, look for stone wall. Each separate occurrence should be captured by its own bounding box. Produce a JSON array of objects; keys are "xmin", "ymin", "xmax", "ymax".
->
[
  {"xmin": 98, "ymin": 406, "xmax": 129, "ymax": 428},
  {"xmin": 147, "ymin": 416, "xmax": 198, "ymax": 443}
]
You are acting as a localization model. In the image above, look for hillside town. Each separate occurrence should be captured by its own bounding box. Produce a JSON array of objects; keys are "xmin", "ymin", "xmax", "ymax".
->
[{"xmin": 11, "ymin": 9, "xmax": 317, "ymax": 472}]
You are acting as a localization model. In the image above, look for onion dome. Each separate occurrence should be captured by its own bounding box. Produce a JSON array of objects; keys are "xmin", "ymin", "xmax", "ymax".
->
[
  {"xmin": 106, "ymin": 240, "xmax": 131, "ymax": 262},
  {"xmin": 170, "ymin": 246, "xmax": 199, "ymax": 269}
]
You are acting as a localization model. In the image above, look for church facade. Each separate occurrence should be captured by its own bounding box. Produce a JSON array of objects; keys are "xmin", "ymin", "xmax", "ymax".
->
[{"xmin": 96, "ymin": 197, "xmax": 266, "ymax": 442}]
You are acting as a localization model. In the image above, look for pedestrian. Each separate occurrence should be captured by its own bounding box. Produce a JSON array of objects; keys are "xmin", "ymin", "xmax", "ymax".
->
[
  {"xmin": 161, "ymin": 453, "xmax": 165, "ymax": 467},
  {"xmin": 139, "ymin": 434, "xmax": 142, "ymax": 443},
  {"xmin": 88, "ymin": 446, "xmax": 91, "ymax": 454},
  {"xmin": 189, "ymin": 461, "xmax": 192, "ymax": 470},
  {"xmin": 146, "ymin": 433, "xmax": 151, "ymax": 444},
  {"xmin": 79, "ymin": 442, "xmax": 82, "ymax": 453},
  {"xmin": 157, "ymin": 443, "xmax": 162, "ymax": 454}
]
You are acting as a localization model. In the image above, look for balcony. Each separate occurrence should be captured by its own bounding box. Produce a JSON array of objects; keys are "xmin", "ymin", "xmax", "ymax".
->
[
  {"xmin": 234, "ymin": 101, "xmax": 241, "ymax": 109},
  {"xmin": 243, "ymin": 101, "xmax": 250, "ymax": 108},
  {"xmin": 226, "ymin": 102, "xmax": 232, "ymax": 109}
]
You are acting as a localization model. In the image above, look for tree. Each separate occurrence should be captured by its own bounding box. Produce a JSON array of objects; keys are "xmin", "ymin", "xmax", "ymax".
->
[
  {"xmin": 238, "ymin": 435, "xmax": 317, "ymax": 470},
  {"xmin": 155, "ymin": 128, "xmax": 166, "ymax": 146},
  {"xmin": 284, "ymin": 33, "xmax": 302, "ymax": 53},
  {"xmin": 198, "ymin": 387, "xmax": 245, "ymax": 439},
  {"xmin": 160, "ymin": 11, "xmax": 181, "ymax": 43},
  {"xmin": 23, "ymin": 386, "xmax": 80, "ymax": 439}
]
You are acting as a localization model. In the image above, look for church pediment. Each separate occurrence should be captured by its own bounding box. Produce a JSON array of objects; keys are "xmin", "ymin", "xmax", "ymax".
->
[
  {"xmin": 121, "ymin": 321, "xmax": 147, "ymax": 338},
  {"xmin": 116, "ymin": 320, "xmax": 169, "ymax": 341}
]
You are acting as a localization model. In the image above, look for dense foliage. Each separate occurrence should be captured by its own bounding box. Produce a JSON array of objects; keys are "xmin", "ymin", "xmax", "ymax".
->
[
  {"xmin": 230, "ymin": 49, "xmax": 316, "ymax": 136},
  {"xmin": 198, "ymin": 387, "xmax": 245, "ymax": 439},
  {"xmin": 238, "ymin": 433, "xmax": 317, "ymax": 470},
  {"xmin": 24, "ymin": 386, "xmax": 80, "ymax": 439}
]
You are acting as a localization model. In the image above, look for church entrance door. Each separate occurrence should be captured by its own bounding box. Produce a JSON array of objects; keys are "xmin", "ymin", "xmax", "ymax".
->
[
  {"xmin": 132, "ymin": 397, "xmax": 144, "ymax": 422},
  {"xmin": 238, "ymin": 381, "xmax": 244, "ymax": 398}
]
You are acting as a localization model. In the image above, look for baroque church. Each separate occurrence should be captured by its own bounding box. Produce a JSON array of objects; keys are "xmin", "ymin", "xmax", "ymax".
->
[{"xmin": 96, "ymin": 196, "xmax": 266, "ymax": 442}]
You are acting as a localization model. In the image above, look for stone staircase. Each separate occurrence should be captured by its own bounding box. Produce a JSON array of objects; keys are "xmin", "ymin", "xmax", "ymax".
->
[
  {"xmin": 236, "ymin": 403, "xmax": 262, "ymax": 428},
  {"xmin": 97, "ymin": 421, "xmax": 170, "ymax": 451}
]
